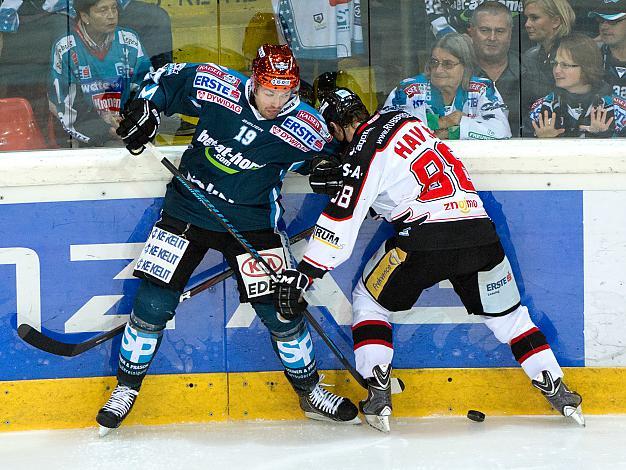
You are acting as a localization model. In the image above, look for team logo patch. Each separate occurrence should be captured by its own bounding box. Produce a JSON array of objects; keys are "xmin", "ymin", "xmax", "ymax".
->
[
  {"xmin": 404, "ymin": 83, "xmax": 429, "ymax": 98},
  {"xmin": 312, "ymin": 225, "xmax": 342, "ymax": 249},
  {"xmin": 120, "ymin": 324, "xmax": 159, "ymax": 364},
  {"xmin": 276, "ymin": 330, "xmax": 314, "ymax": 368},
  {"xmin": 270, "ymin": 125, "xmax": 310, "ymax": 152},
  {"xmin": 235, "ymin": 247, "xmax": 286, "ymax": 298},
  {"xmin": 78, "ymin": 65, "xmax": 91, "ymax": 79},
  {"xmin": 193, "ymin": 72, "xmax": 241, "ymax": 100},
  {"xmin": 135, "ymin": 226, "xmax": 189, "ymax": 284},
  {"xmin": 280, "ymin": 116, "xmax": 325, "ymax": 151},
  {"xmin": 92, "ymin": 92, "xmax": 121, "ymax": 113},
  {"xmin": 196, "ymin": 64, "xmax": 241, "ymax": 87},
  {"xmin": 468, "ymin": 81, "xmax": 487, "ymax": 93},
  {"xmin": 196, "ymin": 90, "xmax": 243, "ymax": 114}
]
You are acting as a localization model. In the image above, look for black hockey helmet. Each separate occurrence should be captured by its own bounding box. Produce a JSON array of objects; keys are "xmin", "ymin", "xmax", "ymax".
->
[{"xmin": 318, "ymin": 87, "xmax": 368, "ymax": 127}]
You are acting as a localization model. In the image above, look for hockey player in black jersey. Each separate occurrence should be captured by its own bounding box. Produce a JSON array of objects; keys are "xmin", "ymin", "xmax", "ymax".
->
[
  {"xmin": 274, "ymin": 87, "xmax": 584, "ymax": 432},
  {"xmin": 95, "ymin": 45, "xmax": 358, "ymax": 435}
]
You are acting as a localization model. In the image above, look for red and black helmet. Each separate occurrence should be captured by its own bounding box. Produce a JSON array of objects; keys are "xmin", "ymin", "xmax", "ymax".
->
[{"xmin": 252, "ymin": 44, "xmax": 300, "ymax": 91}]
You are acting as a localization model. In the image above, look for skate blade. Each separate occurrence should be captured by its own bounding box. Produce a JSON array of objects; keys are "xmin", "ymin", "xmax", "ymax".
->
[
  {"xmin": 304, "ymin": 411, "xmax": 361, "ymax": 425},
  {"xmin": 391, "ymin": 377, "xmax": 405, "ymax": 395},
  {"xmin": 564, "ymin": 405, "xmax": 585, "ymax": 427},
  {"xmin": 98, "ymin": 425, "xmax": 114, "ymax": 437},
  {"xmin": 364, "ymin": 414, "xmax": 390, "ymax": 433}
]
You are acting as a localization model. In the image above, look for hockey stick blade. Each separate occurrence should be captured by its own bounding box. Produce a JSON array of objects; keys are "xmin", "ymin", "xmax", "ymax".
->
[{"xmin": 17, "ymin": 323, "xmax": 125, "ymax": 357}]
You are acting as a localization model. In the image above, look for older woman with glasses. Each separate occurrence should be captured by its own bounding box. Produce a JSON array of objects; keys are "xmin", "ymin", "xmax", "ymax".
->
[
  {"xmin": 384, "ymin": 33, "xmax": 511, "ymax": 140},
  {"xmin": 528, "ymin": 33, "xmax": 626, "ymax": 137}
]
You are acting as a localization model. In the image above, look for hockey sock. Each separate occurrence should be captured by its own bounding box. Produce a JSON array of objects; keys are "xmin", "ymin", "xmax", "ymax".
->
[
  {"xmin": 352, "ymin": 318, "xmax": 393, "ymax": 379},
  {"xmin": 116, "ymin": 314, "xmax": 164, "ymax": 390},
  {"xmin": 271, "ymin": 321, "xmax": 319, "ymax": 394}
]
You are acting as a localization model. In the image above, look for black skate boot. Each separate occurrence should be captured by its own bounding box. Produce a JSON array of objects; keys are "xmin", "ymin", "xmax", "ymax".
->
[
  {"xmin": 96, "ymin": 384, "xmax": 139, "ymax": 436},
  {"xmin": 359, "ymin": 364, "xmax": 392, "ymax": 433},
  {"xmin": 299, "ymin": 376, "xmax": 360, "ymax": 424},
  {"xmin": 532, "ymin": 370, "xmax": 584, "ymax": 426}
]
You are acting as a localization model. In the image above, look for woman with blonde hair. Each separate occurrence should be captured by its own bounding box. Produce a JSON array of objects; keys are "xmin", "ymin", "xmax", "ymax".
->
[
  {"xmin": 521, "ymin": 0, "xmax": 575, "ymax": 133},
  {"xmin": 528, "ymin": 33, "xmax": 626, "ymax": 137}
]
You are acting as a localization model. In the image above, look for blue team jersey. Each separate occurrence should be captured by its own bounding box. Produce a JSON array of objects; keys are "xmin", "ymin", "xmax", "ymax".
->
[
  {"xmin": 139, "ymin": 62, "xmax": 333, "ymax": 231},
  {"xmin": 384, "ymin": 73, "xmax": 512, "ymax": 140},
  {"xmin": 50, "ymin": 24, "xmax": 151, "ymax": 145}
]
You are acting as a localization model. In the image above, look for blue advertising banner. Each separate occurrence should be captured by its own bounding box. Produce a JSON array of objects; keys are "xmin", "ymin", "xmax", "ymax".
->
[{"xmin": 0, "ymin": 190, "xmax": 583, "ymax": 382}]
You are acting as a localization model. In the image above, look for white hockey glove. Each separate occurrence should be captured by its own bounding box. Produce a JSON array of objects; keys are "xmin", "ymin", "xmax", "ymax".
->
[
  {"xmin": 116, "ymin": 98, "xmax": 160, "ymax": 155},
  {"xmin": 273, "ymin": 269, "xmax": 312, "ymax": 320},
  {"xmin": 309, "ymin": 155, "xmax": 343, "ymax": 197}
]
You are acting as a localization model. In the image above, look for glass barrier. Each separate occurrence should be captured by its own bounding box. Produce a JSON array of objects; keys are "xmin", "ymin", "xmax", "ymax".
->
[{"xmin": 0, "ymin": 0, "xmax": 623, "ymax": 152}]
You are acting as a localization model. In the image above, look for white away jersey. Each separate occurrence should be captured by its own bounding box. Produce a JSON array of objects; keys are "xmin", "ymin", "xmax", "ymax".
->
[{"xmin": 302, "ymin": 110, "xmax": 492, "ymax": 273}]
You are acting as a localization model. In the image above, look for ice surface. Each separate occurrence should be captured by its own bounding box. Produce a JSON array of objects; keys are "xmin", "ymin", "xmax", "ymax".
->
[{"xmin": 1, "ymin": 415, "xmax": 625, "ymax": 470}]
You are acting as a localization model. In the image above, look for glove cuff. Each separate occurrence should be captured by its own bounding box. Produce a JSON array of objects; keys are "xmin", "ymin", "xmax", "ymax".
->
[{"xmin": 297, "ymin": 260, "xmax": 327, "ymax": 280}]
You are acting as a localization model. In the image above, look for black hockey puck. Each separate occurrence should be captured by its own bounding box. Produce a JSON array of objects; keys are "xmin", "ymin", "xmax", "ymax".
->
[{"xmin": 467, "ymin": 410, "xmax": 485, "ymax": 422}]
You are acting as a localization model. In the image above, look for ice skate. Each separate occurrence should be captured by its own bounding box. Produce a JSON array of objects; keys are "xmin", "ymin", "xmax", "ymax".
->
[
  {"xmin": 359, "ymin": 364, "xmax": 392, "ymax": 433},
  {"xmin": 532, "ymin": 370, "xmax": 584, "ymax": 426},
  {"xmin": 299, "ymin": 376, "xmax": 360, "ymax": 424},
  {"xmin": 96, "ymin": 384, "xmax": 139, "ymax": 436}
]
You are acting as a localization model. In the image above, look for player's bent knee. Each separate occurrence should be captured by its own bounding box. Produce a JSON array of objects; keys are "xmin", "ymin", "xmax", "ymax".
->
[
  {"xmin": 252, "ymin": 301, "xmax": 302, "ymax": 334},
  {"xmin": 132, "ymin": 279, "xmax": 180, "ymax": 330},
  {"xmin": 482, "ymin": 305, "xmax": 536, "ymax": 344}
]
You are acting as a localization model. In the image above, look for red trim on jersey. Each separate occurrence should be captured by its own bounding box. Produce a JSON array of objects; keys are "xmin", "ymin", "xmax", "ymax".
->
[
  {"xmin": 510, "ymin": 327, "xmax": 539, "ymax": 345},
  {"xmin": 352, "ymin": 320, "xmax": 392, "ymax": 331},
  {"xmin": 517, "ymin": 344, "xmax": 551, "ymax": 364},
  {"xmin": 302, "ymin": 255, "xmax": 333, "ymax": 271},
  {"xmin": 353, "ymin": 339, "xmax": 394, "ymax": 350}
]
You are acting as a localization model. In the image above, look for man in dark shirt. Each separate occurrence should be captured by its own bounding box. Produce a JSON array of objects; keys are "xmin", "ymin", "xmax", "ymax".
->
[
  {"xmin": 469, "ymin": 1, "xmax": 522, "ymax": 136},
  {"xmin": 589, "ymin": 0, "xmax": 626, "ymax": 99}
]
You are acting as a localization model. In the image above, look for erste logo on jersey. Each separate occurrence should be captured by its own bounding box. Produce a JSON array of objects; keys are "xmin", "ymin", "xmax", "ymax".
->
[
  {"xmin": 280, "ymin": 115, "xmax": 327, "ymax": 151},
  {"xmin": 194, "ymin": 71, "xmax": 241, "ymax": 101},
  {"xmin": 468, "ymin": 81, "xmax": 487, "ymax": 94},
  {"xmin": 404, "ymin": 83, "xmax": 430, "ymax": 99}
]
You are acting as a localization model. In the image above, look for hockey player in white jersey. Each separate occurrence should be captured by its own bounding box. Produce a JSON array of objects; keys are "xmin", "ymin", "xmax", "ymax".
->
[{"xmin": 273, "ymin": 87, "xmax": 584, "ymax": 432}]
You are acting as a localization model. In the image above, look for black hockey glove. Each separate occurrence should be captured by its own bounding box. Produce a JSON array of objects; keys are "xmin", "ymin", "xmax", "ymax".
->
[
  {"xmin": 309, "ymin": 155, "xmax": 343, "ymax": 197},
  {"xmin": 116, "ymin": 98, "xmax": 161, "ymax": 155},
  {"xmin": 273, "ymin": 269, "xmax": 312, "ymax": 320}
]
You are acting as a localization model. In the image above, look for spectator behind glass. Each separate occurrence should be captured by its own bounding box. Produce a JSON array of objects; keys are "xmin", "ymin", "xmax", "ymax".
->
[
  {"xmin": 468, "ymin": 1, "xmax": 522, "ymax": 136},
  {"xmin": 521, "ymin": 0, "xmax": 575, "ymax": 135},
  {"xmin": 1, "ymin": 0, "xmax": 172, "ymax": 69},
  {"xmin": 49, "ymin": 0, "xmax": 152, "ymax": 147},
  {"xmin": 424, "ymin": 0, "xmax": 524, "ymax": 39},
  {"xmin": 528, "ymin": 32, "xmax": 626, "ymax": 137},
  {"xmin": 384, "ymin": 33, "xmax": 511, "ymax": 140},
  {"xmin": 0, "ymin": 1, "xmax": 65, "ymax": 144},
  {"xmin": 589, "ymin": 0, "xmax": 626, "ymax": 99}
]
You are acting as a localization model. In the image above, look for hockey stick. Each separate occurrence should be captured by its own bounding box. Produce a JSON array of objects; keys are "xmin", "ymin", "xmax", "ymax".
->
[
  {"xmin": 16, "ymin": 226, "xmax": 315, "ymax": 357},
  {"xmin": 143, "ymin": 143, "xmax": 404, "ymax": 393}
]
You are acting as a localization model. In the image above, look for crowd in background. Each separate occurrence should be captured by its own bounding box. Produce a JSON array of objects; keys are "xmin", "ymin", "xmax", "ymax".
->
[{"xmin": 0, "ymin": 0, "xmax": 624, "ymax": 150}]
